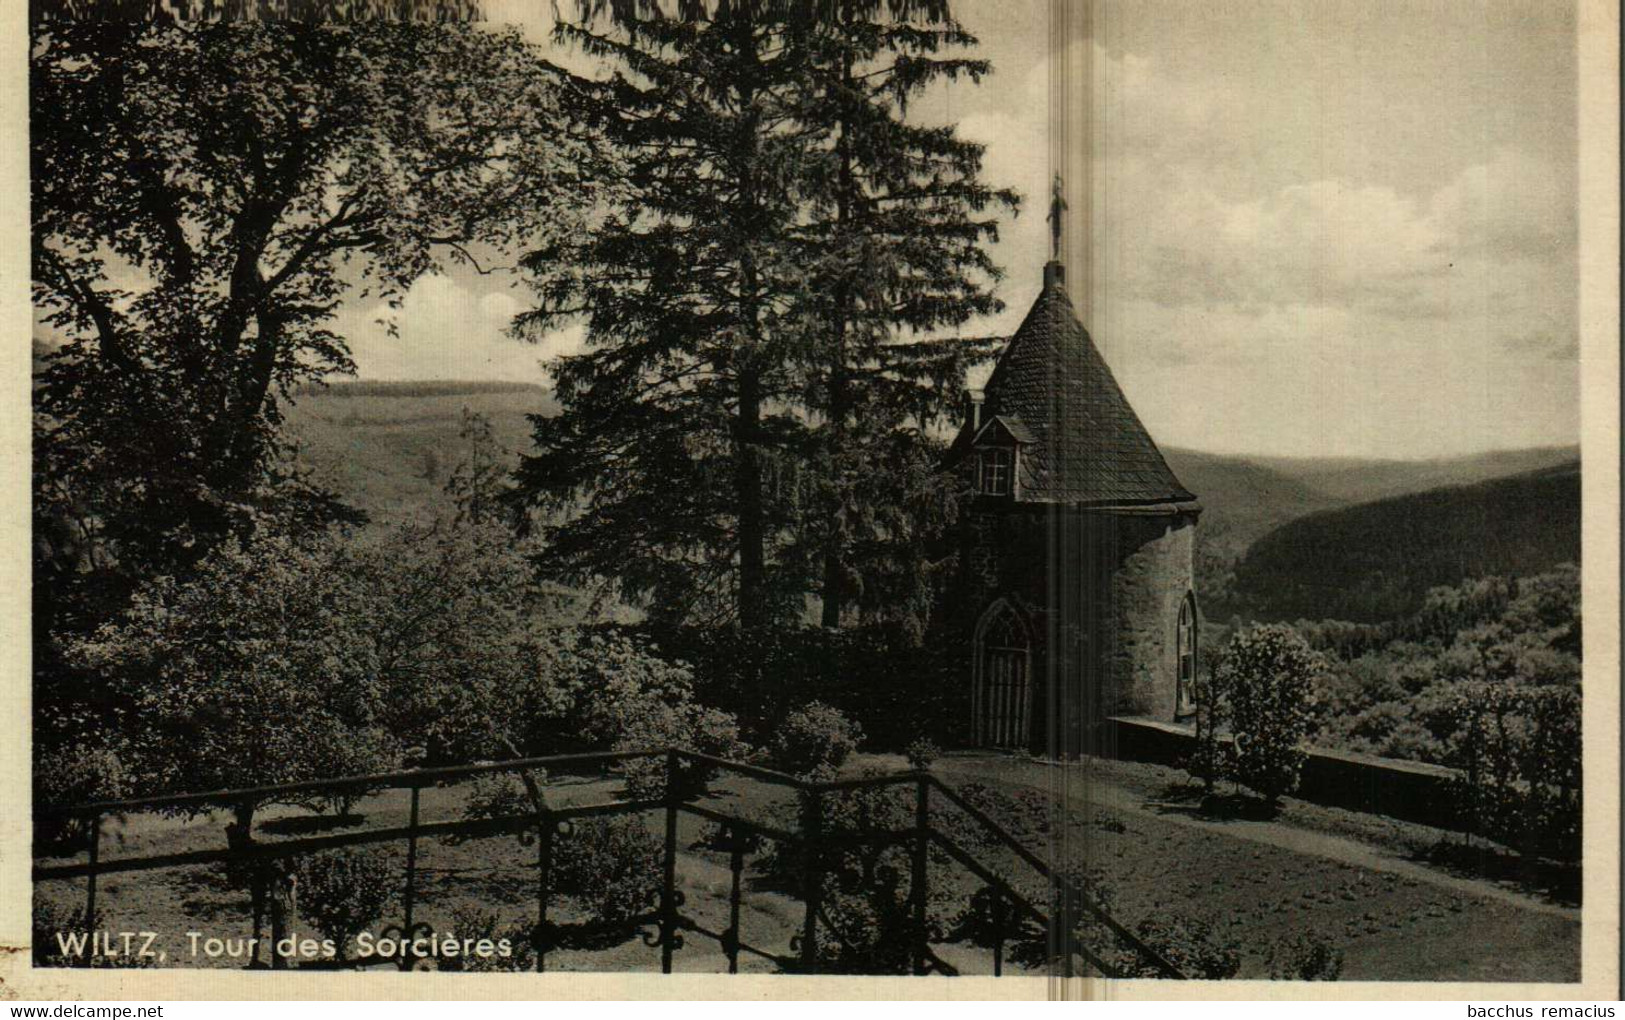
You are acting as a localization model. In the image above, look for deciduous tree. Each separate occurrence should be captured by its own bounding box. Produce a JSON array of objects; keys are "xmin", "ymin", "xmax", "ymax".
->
[
  {"xmin": 31, "ymin": 15, "xmax": 597, "ymax": 754},
  {"xmin": 33, "ymin": 16, "xmax": 590, "ymax": 592}
]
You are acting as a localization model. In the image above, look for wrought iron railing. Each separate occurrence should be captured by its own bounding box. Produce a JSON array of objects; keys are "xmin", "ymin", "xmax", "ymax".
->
[{"xmin": 32, "ymin": 748, "xmax": 1183, "ymax": 978}]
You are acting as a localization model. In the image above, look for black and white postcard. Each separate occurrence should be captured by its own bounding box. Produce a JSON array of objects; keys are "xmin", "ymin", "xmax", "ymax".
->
[{"xmin": 3, "ymin": 0, "xmax": 1619, "ymax": 1001}]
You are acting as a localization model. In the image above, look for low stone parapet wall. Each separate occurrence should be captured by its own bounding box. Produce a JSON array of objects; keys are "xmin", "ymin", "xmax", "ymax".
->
[{"xmin": 1107, "ymin": 715, "xmax": 1463, "ymax": 830}]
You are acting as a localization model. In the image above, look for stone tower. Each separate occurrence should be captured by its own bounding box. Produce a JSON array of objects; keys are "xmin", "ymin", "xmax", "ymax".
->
[{"xmin": 947, "ymin": 260, "xmax": 1201, "ymax": 757}]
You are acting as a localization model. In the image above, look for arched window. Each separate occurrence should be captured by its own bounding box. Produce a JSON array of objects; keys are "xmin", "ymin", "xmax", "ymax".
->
[
  {"xmin": 1175, "ymin": 593, "xmax": 1198, "ymax": 717},
  {"xmin": 973, "ymin": 599, "xmax": 1033, "ymax": 749}
]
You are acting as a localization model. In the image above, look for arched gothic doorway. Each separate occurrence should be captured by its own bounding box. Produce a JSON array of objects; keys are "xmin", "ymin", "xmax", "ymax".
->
[{"xmin": 973, "ymin": 599, "xmax": 1033, "ymax": 749}]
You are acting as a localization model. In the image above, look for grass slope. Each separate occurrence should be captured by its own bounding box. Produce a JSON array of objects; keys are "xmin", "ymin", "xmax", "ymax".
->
[{"xmin": 283, "ymin": 380, "xmax": 556, "ymax": 526}]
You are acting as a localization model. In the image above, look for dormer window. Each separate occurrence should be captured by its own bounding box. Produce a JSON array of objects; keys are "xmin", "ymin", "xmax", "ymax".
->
[
  {"xmin": 979, "ymin": 448, "xmax": 1012, "ymax": 495},
  {"xmin": 960, "ymin": 413, "xmax": 1031, "ymax": 499}
]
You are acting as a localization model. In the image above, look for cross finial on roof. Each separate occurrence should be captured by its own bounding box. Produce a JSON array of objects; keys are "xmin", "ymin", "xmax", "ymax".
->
[{"xmin": 1046, "ymin": 173, "xmax": 1068, "ymax": 262}]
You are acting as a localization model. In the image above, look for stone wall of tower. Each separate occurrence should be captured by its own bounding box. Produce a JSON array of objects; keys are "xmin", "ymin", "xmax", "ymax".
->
[
  {"xmin": 1099, "ymin": 512, "xmax": 1198, "ymax": 722},
  {"xmin": 958, "ymin": 503, "xmax": 1049, "ymax": 620},
  {"xmin": 953, "ymin": 500, "xmax": 1199, "ymax": 754}
]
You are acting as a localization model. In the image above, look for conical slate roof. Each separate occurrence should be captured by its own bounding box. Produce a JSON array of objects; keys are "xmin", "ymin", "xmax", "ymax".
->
[{"xmin": 975, "ymin": 264, "xmax": 1195, "ymax": 506}]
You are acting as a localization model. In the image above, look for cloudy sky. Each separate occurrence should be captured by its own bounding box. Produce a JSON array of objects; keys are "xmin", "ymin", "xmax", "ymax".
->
[{"xmin": 337, "ymin": 0, "xmax": 1581, "ymax": 459}]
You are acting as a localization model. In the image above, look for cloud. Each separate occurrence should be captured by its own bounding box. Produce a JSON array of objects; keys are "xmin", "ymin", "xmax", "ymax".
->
[
  {"xmin": 1086, "ymin": 75, "xmax": 1579, "ymax": 364},
  {"xmin": 1427, "ymin": 148, "xmax": 1578, "ymax": 261},
  {"xmin": 478, "ymin": 290, "xmax": 523, "ymax": 323},
  {"xmin": 954, "ymin": 38, "xmax": 1566, "ymax": 348},
  {"xmin": 312, "ymin": 13, "xmax": 1577, "ymax": 459},
  {"xmin": 949, "ymin": 29, "xmax": 1580, "ymax": 457},
  {"xmin": 959, "ymin": 37, "xmax": 1570, "ymax": 361},
  {"xmin": 334, "ymin": 274, "xmax": 583, "ymax": 383}
]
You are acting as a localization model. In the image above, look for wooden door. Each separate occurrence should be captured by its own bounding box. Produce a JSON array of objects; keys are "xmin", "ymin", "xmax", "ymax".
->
[{"xmin": 974, "ymin": 601, "xmax": 1032, "ymax": 749}]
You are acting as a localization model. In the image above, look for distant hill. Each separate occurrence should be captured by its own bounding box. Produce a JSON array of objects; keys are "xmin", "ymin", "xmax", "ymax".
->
[
  {"xmin": 289, "ymin": 379, "xmax": 550, "ymax": 400},
  {"xmin": 1248, "ymin": 446, "xmax": 1580, "ymax": 505},
  {"xmin": 286, "ymin": 394, "xmax": 1356, "ymax": 548},
  {"xmin": 1163, "ymin": 446, "xmax": 1342, "ymax": 551},
  {"xmin": 279, "ymin": 380, "xmax": 1582, "ymax": 624},
  {"xmin": 284, "ymin": 379, "xmax": 556, "ymax": 526},
  {"xmin": 1231, "ymin": 461, "xmax": 1581, "ymax": 623},
  {"xmin": 1170, "ymin": 444, "xmax": 1583, "ymax": 619},
  {"xmin": 1161, "ymin": 447, "xmax": 1346, "ymax": 617},
  {"xmin": 289, "ymin": 388, "xmax": 1357, "ymax": 549}
]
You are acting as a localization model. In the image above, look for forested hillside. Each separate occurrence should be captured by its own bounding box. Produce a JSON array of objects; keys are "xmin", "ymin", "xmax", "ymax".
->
[
  {"xmin": 1232, "ymin": 463, "xmax": 1581, "ymax": 622},
  {"xmin": 1161, "ymin": 448, "xmax": 1343, "ymax": 612}
]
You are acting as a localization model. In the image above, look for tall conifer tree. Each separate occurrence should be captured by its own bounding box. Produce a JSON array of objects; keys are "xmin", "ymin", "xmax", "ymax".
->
[
  {"xmin": 514, "ymin": 1, "xmax": 1016, "ymax": 634},
  {"xmin": 512, "ymin": 4, "xmax": 814, "ymax": 628},
  {"xmin": 794, "ymin": 3, "xmax": 1017, "ymax": 630}
]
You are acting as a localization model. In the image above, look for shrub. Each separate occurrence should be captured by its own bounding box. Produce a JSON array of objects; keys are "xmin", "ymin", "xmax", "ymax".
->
[
  {"xmin": 1344, "ymin": 700, "xmax": 1410, "ymax": 745},
  {"xmin": 453, "ymin": 769, "xmax": 551, "ymax": 874},
  {"xmin": 1201, "ymin": 625, "xmax": 1324, "ymax": 805},
  {"xmin": 615, "ymin": 700, "xmax": 749, "ymax": 800},
  {"xmin": 803, "ymin": 867, "xmax": 931, "ymax": 974},
  {"xmin": 549, "ymin": 815, "xmax": 663, "ymax": 927},
  {"xmin": 756, "ymin": 775, "xmax": 916, "ymax": 889},
  {"xmin": 65, "ymin": 531, "xmax": 411, "ymax": 803},
  {"xmin": 769, "ymin": 701, "xmax": 863, "ymax": 780},
  {"xmin": 905, "ymin": 737, "xmax": 941, "ymax": 772},
  {"xmin": 32, "ymin": 895, "xmax": 92, "ymax": 967},
  {"xmin": 992, "ymin": 866, "xmax": 1202, "ymax": 978},
  {"xmin": 948, "ymin": 886, "xmax": 1034, "ymax": 956},
  {"xmin": 33, "ymin": 741, "xmax": 131, "ymax": 854},
  {"xmin": 1374, "ymin": 719, "xmax": 1445, "ymax": 763},
  {"xmin": 460, "ymin": 769, "xmax": 544, "ymax": 824},
  {"xmin": 622, "ymin": 622, "xmax": 964, "ymax": 750},
  {"xmin": 34, "ymin": 741, "xmax": 130, "ymax": 811},
  {"xmin": 746, "ymin": 772, "xmax": 967, "ymax": 974},
  {"xmin": 63, "ymin": 516, "xmax": 617, "ymax": 802},
  {"xmin": 293, "ymin": 724, "xmax": 401, "ymax": 817},
  {"xmin": 294, "ymin": 848, "xmax": 397, "ymax": 959},
  {"xmin": 1267, "ymin": 931, "xmax": 1344, "ymax": 980},
  {"xmin": 1291, "ymin": 567, "xmax": 1580, "ymax": 771},
  {"xmin": 437, "ymin": 906, "xmax": 536, "ymax": 972},
  {"xmin": 1443, "ymin": 680, "xmax": 1580, "ymax": 860},
  {"xmin": 536, "ymin": 631, "xmax": 701, "ymax": 752},
  {"xmin": 1185, "ymin": 672, "xmax": 1228, "ymax": 793},
  {"xmin": 790, "ymin": 781, "xmax": 946, "ymax": 974},
  {"xmin": 31, "ymin": 895, "xmax": 154, "ymax": 969}
]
